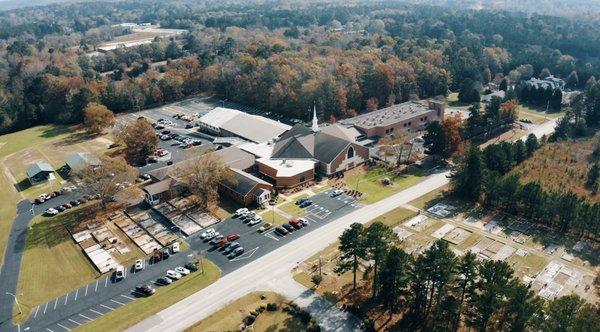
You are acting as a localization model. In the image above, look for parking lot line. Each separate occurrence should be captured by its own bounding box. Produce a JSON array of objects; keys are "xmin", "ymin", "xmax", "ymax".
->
[
  {"xmin": 46, "ymin": 328, "xmax": 54, "ymax": 332},
  {"xmin": 67, "ymin": 318, "xmax": 81, "ymax": 326},
  {"xmin": 121, "ymin": 294, "xmax": 135, "ymax": 300},
  {"xmin": 74, "ymin": 289, "xmax": 78, "ymax": 301},
  {"xmin": 104, "ymin": 277, "xmax": 109, "ymax": 287},
  {"xmin": 63, "ymin": 293, "xmax": 69, "ymax": 305},
  {"xmin": 53, "ymin": 298, "xmax": 58, "ymax": 310},
  {"xmin": 56, "ymin": 323, "xmax": 70, "ymax": 331},
  {"xmin": 110, "ymin": 298, "xmax": 125, "ymax": 306},
  {"xmin": 99, "ymin": 304, "xmax": 114, "ymax": 311},
  {"xmin": 33, "ymin": 305, "xmax": 40, "ymax": 318},
  {"xmin": 79, "ymin": 313, "xmax": 92, "ymax": 321},
  {"xmin": 94, "ymin": 280, "xmax": 99, "ymax": 292},
  {"xmin": 43, "ymin": 302, "xmax": 49, "ymax": 315},
  {"xmin": 89, "ymin": 309, "xmax": 104, "ymax": 316}
]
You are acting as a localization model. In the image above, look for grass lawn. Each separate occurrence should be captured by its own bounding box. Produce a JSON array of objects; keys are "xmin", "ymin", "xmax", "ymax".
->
[
  {"xmin": 312, "ymin": 184, "xmax": 332, "ymax": 194},
  {"xmin": 408, "ymin": 184, "xmax": 448, "ymax": 210},
  {"xmin": 345, "ymin": 167, "xmax": 426, "ymax": 205},
  {"xmin": 78, "ymin": 261, "xmax": 221, "ymax": 332},
  {"xmin": 508, "ymin": 253, "xmax": 548, "ymax": 276},
  {"xmin": 15, "ymin": 205, "xmax": 102, "ymax": 322},
  {"xmin": 214, "ymin": 197, "xmax": 240, "ymax": 220},
  {"xmin": 370, "ymin": 207, "xmax": 417, "ymax": 228},
  {"xmin": 278, "ymin": 193, "xmax": 309, "ymax": 217},
  {"xmin": 0, "ymin": 169, "xmax": 19, "ymax": 267},
  {"xmin": 187, "ymin": 291, "xmax": 308, "ymax": 332},
  {"xmin": 259, "ymin": 209, "xmax": 288, "ymax": 225},
  {"xmin": 517, "ymin": 104, "xmax": 564, "ymax": 124},
  {"xmin": 446, "ymin": 92, "xmax": 472, "ymax": 109},
  {"xmin": 0, "ymin": 125, "xmax": 72, "ymax": 159}
]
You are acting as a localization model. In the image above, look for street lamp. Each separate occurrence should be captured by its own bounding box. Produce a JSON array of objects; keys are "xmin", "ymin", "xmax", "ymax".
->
[{"xmin": 6, "ymin": 292, "xmax": 22, "ymax": 315}]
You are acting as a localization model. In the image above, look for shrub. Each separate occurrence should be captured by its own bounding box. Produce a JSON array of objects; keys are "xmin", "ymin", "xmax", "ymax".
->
[
  {"xmin": 267, "ymin": 303, "xmax": 278, "ymax": 311},
  {"xmin": 244, "ymin": 315, "xmax": 256, "ymax": 325},
  {"xmin": 311, "ymin": 274, "xmax": 323, "ymax": 286}
]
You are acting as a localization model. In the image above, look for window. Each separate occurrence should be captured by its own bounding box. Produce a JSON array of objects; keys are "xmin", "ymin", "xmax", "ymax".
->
[{"xmin": 347, "ymin": 146, "xmax": 355, "ymax": 159}]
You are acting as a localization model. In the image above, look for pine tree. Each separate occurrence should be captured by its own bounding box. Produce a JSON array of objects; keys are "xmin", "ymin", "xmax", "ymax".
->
[
  {"xmin": 377, "ymin": 247, "xmax": 410, "ymax": 317},
  {"xmin": 335, "ymin": 223, "xmax": 367, "ymax": 290}
]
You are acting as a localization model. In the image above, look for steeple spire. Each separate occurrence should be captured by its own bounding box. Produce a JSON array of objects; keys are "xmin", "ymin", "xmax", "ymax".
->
[{"xmin": 311, "ymin": 103, "xmax": 319, "ymax": 132}]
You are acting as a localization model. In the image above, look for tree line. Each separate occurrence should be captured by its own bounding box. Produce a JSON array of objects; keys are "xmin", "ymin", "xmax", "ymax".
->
[{"xmin": 336, "ymin": 222, "xmax": 599, "ymax": 331}]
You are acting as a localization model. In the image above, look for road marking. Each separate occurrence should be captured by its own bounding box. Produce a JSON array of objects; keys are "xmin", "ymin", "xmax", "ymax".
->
[
  {"xmin": 46, "ymin": 328, "xmax": 54, "ymax": 332},
  {"xmin": 43, "ymin": 302, "xmax": 49, "ymax": 314},
  {"xmin": 94, "ymin": 280, "xmax": 99, "ymax": 292},
  {"xmin": 56, "ymin": 323, "xmax": 70, "ymax": 331},
  {"xmin": 230, "ymin": 246, "xmax": 260, "ymax": 262},
  {"xmin": 33, "ymin": 305, "xmax": 40, "ymax": 318},
  {"xmin": 104, "ymin": 277, "xmax": 109, "ymax": 287},
  {"xmin": 67, "ymin": 319, "xmax": 81, "ymax": 326},
  {"xmin": 74, "ymin": 289, "xmax": 78, "ymax": 301},
  {"xmin": 121, "ymin": 294, "xmax": 135, "ymax": 300},
  {"xmin": 53, "ymin": 298, "xmax": 58, "ymax": 310},
  {"xmin": 63, "ymin": 293, "xmax": 69, "ymax": 305},
  {"xmin": 79, "ymin": 313, "xmax": 92, "ymax": 321},
  {"xmin": 110, "ymin": 298, "xmax": 125, "ymax": 306},
  {"xmin": 89, "ymin": 309, "xmax": 104, "ymax": 316},
  {"xmin": 84, "ymin": 284, "xmax": 88, "ymax": 297},
  {"xmin": 100, "ymin": 304, "xmax": 114, "ymax": 311}
]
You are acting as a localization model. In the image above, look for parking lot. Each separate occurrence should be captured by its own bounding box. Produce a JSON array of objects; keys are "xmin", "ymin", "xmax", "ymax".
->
[{"xmin": 21, "ymin": 189, "xmax": 358, "ymax": 331}]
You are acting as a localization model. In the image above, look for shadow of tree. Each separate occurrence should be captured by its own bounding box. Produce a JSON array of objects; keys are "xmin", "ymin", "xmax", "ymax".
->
[
  {"xmin": 40, "ymin": 125, "xmax": 71, "ymax": 138},
  {"xmin": 52, "ymin": 131, "xmax": 93, "ymax": 147}
]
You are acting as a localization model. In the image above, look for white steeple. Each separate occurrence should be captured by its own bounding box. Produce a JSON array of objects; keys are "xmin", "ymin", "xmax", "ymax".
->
[{"xmin": 311, "ymin": 104, "xmax": 319, "ymax": 132}]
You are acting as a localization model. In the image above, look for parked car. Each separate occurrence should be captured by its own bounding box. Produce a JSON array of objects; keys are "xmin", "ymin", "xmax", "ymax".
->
[
  {"xmin": 134, "ymin": 259, "xmax": 144, "ymax": 271},
  {"xmin": 184, "ymin": 262, "xmax": 199, "ymax": 272},
  {"xmin": 174, "ymin": 266, "xmax": 190, "ymax": 276},
  {"xmin": 299, "ymin": 200, "xmax": 313, "ymax": 208},
  {"xmin": 213, "ymin": 238, "xmax": 228, "ymax": 249},
  {"xmin": 275, "ymin": 226, "xmax": 288, "ymax": 236},
  {"xmin": 115, "ymin": 266, "xmax": 125, "ymax": 280},
  {"xmin": 156, "ymin": 277, "xmax": 172, "ymax": 285},
  {"xmin": 289, "ymin": 219, "xmax": 303, "ymax": 229},
  {"xmin": 62, "ymin": 203, "xmax": 72, "ymax": 209},
  {"xmin": 204, "ymin": 231, "xmax": 220, "ymax": 241},
  {"xmin": 209, "ymin": 235, "xmax": 224, "ymax": 245},
  {"xmin": 160, "ymin": 135, "xmax": 171, "ymax": 141},
  {"xmin": 161, "ymin": 130, "xmax": 171, "ymax": 135},
  {"xmin": 282, "ymin": 224, "xmax": 295, "ymax": 232},
  {"xmin": 136, "ymin": 284, "xmax": 156, "ymax": 296},
  {"xmin": 161, "ymin": 248, "xmax": 171, "ymax": 258},
  {"xmin": 55, "ymin": 205, "xmax": 66, "ymax": 212},
  {"xmin": 166, "ymin": 270, "xmax": 182, "ymax": 280},
  {"xmin": 228, "ymin": 247, "xmax": 244, "ymax": 259},
  {"xmin": 234, "ymin": 208, "xmax": 249, "ymax": 218},
  {"xmin": 248, "ymin": 216, "xmax": 262, "ymax": 226},
  {"xmin": 70, "ymin": 200, "xmax": 81, "ymax": 206},
  {"xmin": 200, "ymin": 228, "xmax": 216, "ymax": 240},
  {"xmin": 295, "ymin": 198, "xmax": 308, "ymax": 205},
  {"xmin": 258, "ymin": 223, "xmax": 273, "ymax": 233},
  {"xmin": 226, "ymin": 233, "xmax": 241, "ymax": 241},
  {"xmin": 223, "ymin": 242, "xmax": 240, "ymax": 254},
  {"xmin": 298, "ymin": 218, "xmax": 309, "ymax": 226},
  {"xmin": 34, "ymin": 197, "xmax": 45, "ymax": 204},
  {"xmin": 45, "ymin": 208, "xmax": 59, "ymax": 216},
  {"xmin": 171, "ymin": 242, "xmax": 180, "ymax": 254},
  {"xmin": 330, "ymin": 189, "xmax": 344, "ymax": 197},
  {"xmin": 78, "ymin": 197, "xmax": 88, "ymax": 203}
]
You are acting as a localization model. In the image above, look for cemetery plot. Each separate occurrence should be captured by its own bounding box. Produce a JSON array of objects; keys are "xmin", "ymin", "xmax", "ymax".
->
[
  {"xmin": 403, "ymin": 214, "xmax": 435, "ymax": 231},
  {"xmin": 426, "ymin": 203, "xmax": 456, "ymax": 218},
  {"xmin": 392, "ymin": 226, "xmax": 413, "ymax": 241},
  {"xmin": 442, "ymin": 227, "xmax": 472, "ymax": 245}
]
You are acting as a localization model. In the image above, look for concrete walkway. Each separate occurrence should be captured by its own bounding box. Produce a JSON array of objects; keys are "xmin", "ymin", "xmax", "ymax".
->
[{"xmin": 264, "ymin": 276, "xmax": 362, "ymax": 331}]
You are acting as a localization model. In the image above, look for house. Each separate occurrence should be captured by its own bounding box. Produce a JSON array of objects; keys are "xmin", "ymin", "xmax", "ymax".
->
[
  {"xmin": 197, "ymin": 107, "xmax": 291, "ymax": 143},
  {"xmin": 64, "ymin": 152, "xmax": 100, "ymax": 176},
  {"xmin": 26, "ymin": 162, "xmax": 55, "ymax": 185},
  {"xmin": 526, "ymin": 75, "xmax": 565, "ymax": 91},
  {"xmin": 256, "ymin": 108, "xmax": 370, "ymax": 188},
  {"xmin": 339, "ymin": 100, "xmax": 445, "ymax": 138},
  {"xmin": 143, "ymin": 178, "xmax": 175, "ymax": 206},
  {"xmin": 481, "ymin": 90, "xmax": 506, "ymax": 103},
  {"xmin": 219, "ymin": 169, "xmax": 273, "ymax": 206}
]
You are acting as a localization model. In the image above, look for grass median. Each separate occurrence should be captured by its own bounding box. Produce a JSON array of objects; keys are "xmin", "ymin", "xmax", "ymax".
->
[{"xmin": 77, "ymin": 260, "xmax": 221, "ymax": 332}]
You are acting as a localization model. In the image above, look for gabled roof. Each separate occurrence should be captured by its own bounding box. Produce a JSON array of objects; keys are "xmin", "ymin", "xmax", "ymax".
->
[
  {"xmin": 143, "ymin": 178, "xmax": 173, "ymax": 196},
  {"xmin": 314, "ymin": 132, "xmax": 351, "ymax": 164},
  {"xmin": 26, "ymin": 162, "xmax": 54, "ymax": 179},
  {"xmin": 271, "ymin": 125, "xmax": 353, "ymax": 164},
  {"xmin": 220, "ymin": 169, "xmax": 271, "ymax": 197}
]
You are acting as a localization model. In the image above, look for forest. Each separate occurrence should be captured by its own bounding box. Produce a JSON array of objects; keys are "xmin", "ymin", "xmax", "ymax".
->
[{"xmin": 1, "ymin": 0, "xmax": 600, "ymax": 133}]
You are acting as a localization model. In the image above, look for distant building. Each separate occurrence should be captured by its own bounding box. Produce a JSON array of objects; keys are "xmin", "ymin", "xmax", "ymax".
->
[
  {"xmin": 197, "ymin": 107, "xmax": 291, "ymax": 143},
  {"xmin": 26, "ymin": 162, "xmax": 54, "ymax": 185},
  {"xmin": 526, "ymin": 75, "xmax": 565, "ymax": 91},
  {"xmin": 339, "ymin": 100, "xmax": 445, "ymax": 138},
  {"xmin": 481, "ymin": 90, "xmax": 506, "ymax": 103},
  {"xmin": 64, "ymin": 152, "xmax": 100, "ymax": 176},
  {"xmin": 219, "ymin": 169, "xmax": 273, "ymax": 206}
]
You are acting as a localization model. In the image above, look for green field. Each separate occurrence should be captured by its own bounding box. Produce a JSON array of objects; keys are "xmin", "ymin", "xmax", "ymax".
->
[
  {"xmin": 345, "ymin": 167, "xmax": 426, "ymax": 205},
  {"xmin": 78, "ymin": 261, "xmax": 221, "ymax": 332},
  {"xmin": 259, "ymin": 209, "xmax": 288, "ymax": 225},
  {"xmin": 278, "ymin": 193, "xmax": 309, "ymax": 217},
  {"xmin": 370, "ymin": 207, "xmax": 417, "ymax": 228}
]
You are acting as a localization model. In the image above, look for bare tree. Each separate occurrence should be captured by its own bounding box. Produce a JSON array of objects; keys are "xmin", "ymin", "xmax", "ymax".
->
[
  {"xmin": 378, "ymin": 132, "xmax": 408, "ymax": 166},
  {"xmin": 76, "ymin": 156, "xmax": 138, "ymax": 209},
  {"xmin": 83, "ymin": 103, "xmax": 115, "ymax": 135},
  {"xmin": 173, "ymin": 153, "xmax": 235, "ymax": 212}
]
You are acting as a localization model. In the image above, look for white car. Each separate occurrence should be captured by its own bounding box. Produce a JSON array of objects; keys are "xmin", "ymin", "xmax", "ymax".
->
[
  {"xmin": 330, "ymin": 189, "xmax": 344, "ymax": 197},
  {"xmin": 115, "ymin": 266, "xmax": 125, "ymax": 280},
  {"xmin": 248, "ymin": 217, "xmax": 263, "ymax": 226},
  {"xmin": 171, "ymin": 242, "xmax": 180, "ymax": 254},
  {"xmin": 235, "ymin": 208, "xmax": 249, "ymax": 217},
  {"xmin": 134, "ymin": 259, "xmax": 144, "ymax": 271},
  {"xmin": 45, "ymin": 208, "xmax": 59, "ymax": 216},
  {"xmin": 174, "ymin": 266, "xmax": 190, "ymax": 276},
  {"xmin": 205, "ymin": 231, "xmax": 220, "ymax": 241},
  {"xmin": 200, "ymin": 229, "xmax": 216, "ymax": 240},
  {"xmin": 166, "ymin": 270, "xmax": 182, "ymax": 280}
]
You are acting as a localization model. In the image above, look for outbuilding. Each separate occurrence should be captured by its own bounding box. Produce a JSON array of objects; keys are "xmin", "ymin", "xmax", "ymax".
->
[{"xmin": 26, "ymin": 162, "xmax": 55, "ymax": 185}]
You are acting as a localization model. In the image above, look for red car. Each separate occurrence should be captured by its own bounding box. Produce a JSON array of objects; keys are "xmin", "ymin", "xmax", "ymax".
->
[
  {"xmin": 62, "ymin": 203, "xmax": 72, "ymax": 209},
  {"xmin": 213, "ymin": 238, "xmax": 228, "ymax": 248},
  {"xmin": 289, "ymin": 219, "xmax": 303, "ymax": 229},
  {"xmin": 226, "ymin": 233, "xmax": 240, "ymax": 242}
]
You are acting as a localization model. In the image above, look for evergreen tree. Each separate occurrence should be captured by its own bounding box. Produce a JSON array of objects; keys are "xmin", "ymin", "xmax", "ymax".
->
[
  {"xmin": 424, "ymin": 121, "xmax": 446, "ymax": 157},
  {"xmin": 335, "ymin": 223, "xmax": 367, "ymax": 290},
  {"xmin": 377, "ymin": 247, "xmax": 410, "ymax": 317},
  {"xmin": 451, "ymin": 145, "xmax": 484, "ymax": 200},
  {"xmin": 566, "ymin": 70, "xmax": 579, "ymax": 88},
  {"xmin": 365, "ymin": 221, "xmax": 396, "ymax": 297},
  {"xmin": 499, "ymin": 78, "xmax": 508, "ymax": 91},
  {"xmin": 542, "ymin": 295, "xmax": 584, "ymax": 332},
  {"xmin": 454, "ymin": 252, "xmax": 478, "ymax": 331},
  {"xmin": 525, "ymin": 133, "xmax": 539, "ymax": 156}
]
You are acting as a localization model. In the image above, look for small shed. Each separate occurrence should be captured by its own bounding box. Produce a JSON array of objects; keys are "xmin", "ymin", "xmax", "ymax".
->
[
  {"xmin": 26, "ymin": 162, "xmax": 54, "ymax": 185},
  {"xmin": 65, "ymin": 152, "xmax": 100, "ymax": 175}
]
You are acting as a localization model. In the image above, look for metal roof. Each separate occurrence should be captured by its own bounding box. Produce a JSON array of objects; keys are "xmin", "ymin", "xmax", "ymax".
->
[{"xmin": 26, "ymin": 162, "xmax": 54, "ymax": 179}]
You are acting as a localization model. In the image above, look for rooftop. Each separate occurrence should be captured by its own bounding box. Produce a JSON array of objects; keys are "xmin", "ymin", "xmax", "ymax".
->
[
  {"xmin": 199, "ymin": 107, "xmax": 291, "ymax": 143},
  {"xmin": 257, "ymin": 158, "xmax": 315, "ymax": 177},
  {"xmin": 26, "ymin": 162, "xmax": 54, "ymax": 178},
  {"xmin": 221, "ymin": 168, "xmax": 272, "ymax": 197},
  {"xmin": 339, "ymin": 101, "xmax": 432, "ymax": 129},
  {"xmin": 66, "ymin": 152, "xmax": 100, "ymax": 170}
]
